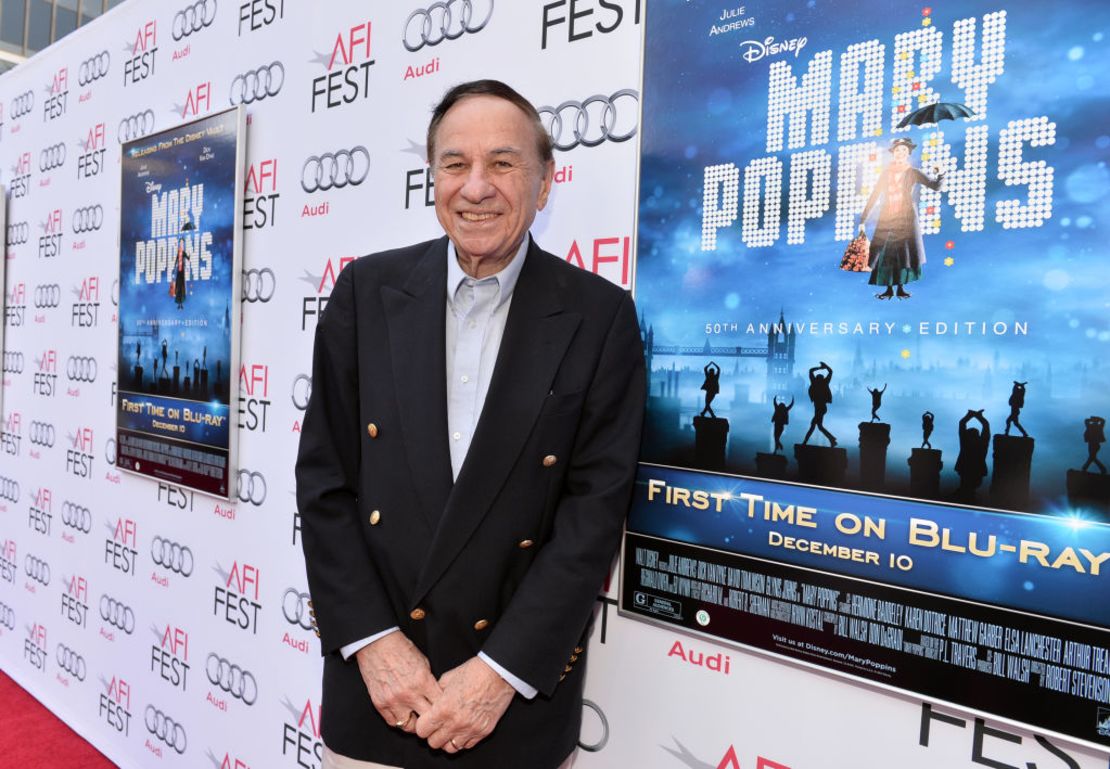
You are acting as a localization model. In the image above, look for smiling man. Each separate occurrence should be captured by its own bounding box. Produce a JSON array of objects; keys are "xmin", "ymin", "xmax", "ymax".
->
[{"xmin": 296, "ymin": 80, "xmax": 646, "ymax": 769}]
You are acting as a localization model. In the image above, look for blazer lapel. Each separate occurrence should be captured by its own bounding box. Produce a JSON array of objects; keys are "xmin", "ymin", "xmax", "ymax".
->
[
  {"xmin": 381, "ymin": 238, "xmax": 453, "ymax": 533},
  {"xmin": 412, "ymin": 242, "xmax": 582, "ymax": 604}
]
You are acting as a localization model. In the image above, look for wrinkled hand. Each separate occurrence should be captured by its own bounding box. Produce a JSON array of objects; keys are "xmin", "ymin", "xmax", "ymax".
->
[
  {"xmin": 415, "ymin": 656, "xmax": 515, "ymax": 753},
  {"xmin": 355, "ymin": 632, "xmax": 442, "ymax": 733}
]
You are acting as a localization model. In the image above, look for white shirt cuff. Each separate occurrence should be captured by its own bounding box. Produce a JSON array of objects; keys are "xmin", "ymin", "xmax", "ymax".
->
[
  {"xmin": 339, "ymin": 627, "xmax": 399, "ymax": 660},
  {"xmin": 478, "ymin": 652, "xmax": 537, "ymax": 699}
]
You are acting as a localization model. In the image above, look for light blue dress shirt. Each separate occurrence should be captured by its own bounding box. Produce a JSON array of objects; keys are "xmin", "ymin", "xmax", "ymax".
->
[{"xmin": 339, "ymin": 237, "xmax": 538, "ymax": 700}]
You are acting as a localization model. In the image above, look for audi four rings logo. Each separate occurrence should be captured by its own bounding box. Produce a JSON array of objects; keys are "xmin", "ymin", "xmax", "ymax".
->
[
  {"xmin": 99, "ymin": 595, "xmax": 135, "ymax": 634},
  {"xmin": 34, "ymin": 284, "xmax": 62, "ymax": 308},
  {"xmin": 403, "ymin": 0, "xmax": 494, "ymax": 52},
  {"xmin": 0, "ymin": 603, "xmax": 14, "ymax": 631},
  {"xmin": 105, "ymin": 438, "xmax": 117, "ymax": 466},
  {"xmin": 300, "ymin": 146, "xmax": 370, "ymax": 193},
  {"xmin": 145, "ymin": 705, "xmax": 188, "ymax": 754},
  {"xmin": 242, "ymin": 268, "xmax": 276, "ymax": 303},
  {"xmin": 206, "ymin": 653, "xmax": 258, "ymax": 705},
  {"xmin": 173, "ymin": 0, "xmax": 217, "ymax": 40},
  {"xmin": 25, "ymin": 555, "xmax": 50, "ymax": 585},
  {"xmin": 0, "ymin": 477, "xmax": 19, "ymax": 503},
  {"xmin": 10, "ymin": 90, "xmax": 34, "ymax": 119},
  {"xmin": 538, "ymin": 89, "xmax": 640, "ymax": 151},
  {"xmin": 282, "ymin": 588, "xmax": 312, "ymax": 630},
  {"xmin": 8, "ymin": 222, "xmax": 30, "ymax": 245},
  {"xmin": 291, "ymin": 374, "xmax": 312, "ymax": 411},
  {"xmin": 66, "ymin": 356, "xmax": 98, "ymax": 383},
  {"xmin": 236, "ymin": 470, "xmax": 267, "ymax": 506},
  {"xmin": 78, "ymin": 51, "xmax": 110, "ymax": 86},
  {"xmin": 57, "ymin": 644, "xmax": 87, "ymax": 680},
  {"xmin": 39, "ymin": 143, "xmax": 67, "ymax": 171},
  {"xmin": 230, "ymin": 61, "xmax": 284, "ymax": 105},
  {"xmin": 151, "ymin": 536, "xmax": 194, "ymax": 576},
  {"xmin": 72, "ymin": 205, "xmax": 104, "ymax": 233},
  {"xmin": 3, "ymin": 352, "xmax": 25, "ymax": 374},
  {"xmin": 118, "ymin": 110, "xmax": 155, "ymax": 143},
  {"xmin": 29, "ymin": 421, "xmax": 56, "ymax": 448},
  {"xmin": 61, "ymin": 501, "xmax": 93, "ymax": 533}
]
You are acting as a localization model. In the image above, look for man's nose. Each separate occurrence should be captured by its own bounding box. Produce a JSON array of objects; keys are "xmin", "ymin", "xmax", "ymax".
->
[{"xmin": 460, "ymin": 165, "xmax": 495, "ymax": 202}]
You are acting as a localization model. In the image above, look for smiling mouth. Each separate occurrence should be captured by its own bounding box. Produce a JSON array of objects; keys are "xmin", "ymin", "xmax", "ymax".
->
[{"xmin": 459, "ymin": 212, "xmax": 498, "ymax": 222}]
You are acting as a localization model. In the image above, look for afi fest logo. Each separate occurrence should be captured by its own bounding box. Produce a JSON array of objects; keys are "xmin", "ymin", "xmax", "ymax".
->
[
  {"xmin": 402, "ymin": 139, "xmax": 434, "ymax": 210},
  {"xmin": 151, "ymin": 623, "xmax": 191, "ymax": 691},
  {"xmin": 104, "ymin": 516, "xmax": 139, "ymax": 576},
  {"xmin": 175, "ymin": 81, "xmax": 212, "ymax": 119},
  {"xmin": 10, "ymin": 150, "xmax": 31, "ymax": 198},
  {"xmin": 124, "ymin": 20, "xmax": 158, "ymax": 85},
  {"xmin": 24, "ymin": 622, "xmax": 48, "ymax": 670},
  {"xmin": 239, "ymin": 0, "xmax": 285, "ymax": 34},
  {"xmin": 28, "ymin": 486, "xmax": 53, "ymax": 535},
  {"xmin": 282, "ymin": 696, "xmax": 323, "ymax": 768},
  {"xmin": 158, "ymin": 481, "xmax": 195, "ymax": 513},
  {"xmin": 39, "ymin": 208, "xmax": 63, "ymax": 259},
  {"xmin": 239, "ymin": 364, "xmax": 270, "ymax": 432},
  {"xmin": 310, "ymin": 20, "xmax": 375, "ymax": 112},
  {"xmin": 918, "ymin": 703, "xmax": 1084, "ymax": 768},
  {"xmin": 208, "ymin": 749, "xmax": 252, "ymax": 769},
  {"xmin": 33, "ymin": 349, "xmax": 58, "ymax": 397},
  {"xmin": 61, "ymin": 574, "xmax": 89, "ymax": 628},
  {"xmin": 44, "ymin": 65, "xmax": 69, "ymax": 121},
  {"xmin": 67, "ymin": 425, "xmax": 95, "ymax": 478},
  {"xmin": 77, "ymin": 122, "xmax": 107, "ymax": 179},
  {"xmin": 213, "ymin": 561, "xmax": 262, "ymax": 634},
  {"xmin": 0, "ymin": 540, "xmax": 16, "ymax": 582},
  {"xmin": 739, "ymin": 35, "xmax": 808, "ymax": 64},
  {"xmin": 540, "ymin": 0, "xmax": 641, "ymax": 49},
  {"xmin": 6, "ymin": 282, "xmax": 26, "ymax": 327},
  {"xmin": 72, "ymin": 275, "xmax": 101, "ymax": 327},
  {"xmin": 564, "ymin": 235, "xmax": 632, "ymax": 288},
  {"xmin": 664, "ymin": 739, "xmax": 793, "ymax": 769},
  {"xmin": 99, "ymin": 675, "xmax": 133, "ymax": 736},
  {"xmin": 244, "ymin": 158, "xmax": 280, "ymax": 230},
  {"xmin": 300, "ymin": 256, "xmax": 354, "ymax": 330},
  {"xmin": 1, "ymin": 412, "xmax": 21, "ymax": 457}
]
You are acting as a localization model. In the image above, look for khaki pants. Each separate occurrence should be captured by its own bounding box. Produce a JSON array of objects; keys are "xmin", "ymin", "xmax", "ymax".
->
[{"xmin": 323, "ymin": 745, "xmax": 576, "ymax": 768}]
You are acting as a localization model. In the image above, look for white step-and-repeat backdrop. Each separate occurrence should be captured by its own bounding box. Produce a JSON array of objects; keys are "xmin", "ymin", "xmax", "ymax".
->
[{"xmin": 0, "ymin": 1, "xmax": 1106, "ymax": 767}]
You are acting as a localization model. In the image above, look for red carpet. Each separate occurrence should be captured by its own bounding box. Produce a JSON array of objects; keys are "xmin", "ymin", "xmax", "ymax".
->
[{"xmin": 0, "ymin": 670, "xmax": 116, "ymax": 768}]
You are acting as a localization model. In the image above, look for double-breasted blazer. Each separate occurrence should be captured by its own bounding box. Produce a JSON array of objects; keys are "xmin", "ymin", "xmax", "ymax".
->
[{"xmin": 295, "ymin": 235, "xmax": 646, "ymax": 768}]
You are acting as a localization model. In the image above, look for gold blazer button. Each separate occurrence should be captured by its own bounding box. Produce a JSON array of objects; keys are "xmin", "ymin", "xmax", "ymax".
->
[
  {"xmin": 367, "ymin": 423, "xmax": 379, "ymax": 438},
  {"xmin": 473, "ymin": 619, "xmax": 489, "ymax": 631},
  {"xmin": 573, "ymin": 646, "xmax": 584, "ymax": 654},
  {"xmin": 517, "ymin": 539, "xmax": 534, "ymax": 549},
  {"xmin": 410, "ymin": 608, "xmax": 426, "ymax": 621},
  {"xmin": 542, "ymin": 454, "xmax": 557, "ymax": 467},
  {"xmin": 369, "ymin": 510, "xmax": 381, "ymax": 526}
]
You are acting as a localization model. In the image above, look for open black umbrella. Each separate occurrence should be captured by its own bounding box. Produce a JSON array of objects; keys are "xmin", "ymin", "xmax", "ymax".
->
[{"xmin": 897, "ymin": 101, "xmax": 976, "ymax": 128}]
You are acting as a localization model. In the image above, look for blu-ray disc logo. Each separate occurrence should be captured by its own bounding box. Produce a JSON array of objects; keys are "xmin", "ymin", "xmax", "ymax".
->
[
  {"xmin": 24, "ymin": 622, "xmax": 48, "ymax": 670},
  {"xmin": 309, "ymin": 21, "xmax": 375, "ymax": 112},
  {"xmin": 151, "ymin": 624, "xmax": 191, "ymax": 691},
  {"xmin": 739, "ymin": 35, "xmax": 808, "ymax": 63},
  {"xmin": 98, "ymin": 675, "xmax": 132, "ymax": 735}
]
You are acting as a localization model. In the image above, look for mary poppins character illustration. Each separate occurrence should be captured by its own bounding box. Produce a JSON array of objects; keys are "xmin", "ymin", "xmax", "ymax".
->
[{"xmin": 859, "ymin": 138, "xmax": 944, "ymax": 300}]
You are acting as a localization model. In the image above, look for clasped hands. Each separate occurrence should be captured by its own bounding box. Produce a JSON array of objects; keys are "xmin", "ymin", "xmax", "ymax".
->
[{"xmin": 355, "ymin": 631, "xmax": 515, "ymax": 754}]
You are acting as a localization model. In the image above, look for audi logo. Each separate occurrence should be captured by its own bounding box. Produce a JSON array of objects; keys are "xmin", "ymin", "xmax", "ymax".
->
[
  {"xmin": 8, "ymin": 221, "xmax": 30, "ymax": 245},
  {"xmin": 230, "ymin": 61, "xmax": 284, "ymax": 105},
  {"xmin": 205, "ymin": 653, "xmax": 258, "ymax": 705},
  {"xmin": 39, "ymin": 143, "xmax": 67, "ymax": 172},
  {"xmin": 0, "ymin": 602, "xmax": 13, "ymax": 631},
  {"xmin": 34, "ymin": 283, "xmax": 62, "ymax": 309},
  {"xmin": 24, "ymin": 555, "xmax": 50, "ymax": 585},
  {"xmin": 538, "ymin": 89, "xmax": 640, "ymax": 151},
  {"xmin": 118, "ymin": 110, "xmax": 156, "ymax": 143},
  {"xmin": 72, "ymin": 205, "xmax": 104, "ymax": 233},
  {"xmin": 151, "ymin": 536, "xmax": 193, "ymax": 576},
  {"xmin": 578, "ymin": 699, "xmax": 609, "ymax": 752},
  {"xmin": 172, "ymin": 0, "xmax": 217, "ymax": 40},
  {"xmin": 291, "ymin": 374, "xmax": 312, "ymax": 411},
  {"xmin": 57, "ymin": 644, "xmax": 87, "ymax": 680},
  {"xmin": 61, "ymin": 501, "xmax": 93, "ymax": 533},
  {"xmin": 78, "ymin": 51, "xmax": 110, "ymax": 86},
  {"xmin": 281, "ymin": 588, "xmax": 312, "ymax": 630},
  {"xmin": 66, "ymin": 356, "xmax": 98, "ymax": 383},
  {"xmin": 145, "ymin": 705, "xmax": 188, "ymax": 754},
  {"xmin": 0, "ymin": 476, "xmax": 19, "ymax": 504},
  {"xmin": 105, "ymin": 438, "xmax": 117, "ymax": 466},
  {"xmin": 403, "ymin": 0, "xmax": 494, "ymax": 52},
  {"xmin": 236, "ymin": 470, "xmax": 267, "ymax": 506},
  {"xmin": 3, "ymin": 352, "xmax": 25, "ymax": 375},
  {"xmin": 99, "ymin": 595, "xmax": 135, "ymax": 634},
  {"xmin": 10, "ymin": 90, "xmax": 34, "ymax": 119},
  {"xmin": 29, "ymin": 421, "xmax": 56, "ymax": 448},
  {"xmin": 300, "ymin": 146, "xmax": 370, "ymax": 193},
  {"xmin": 241, "ymin": 268, "xmax": 276, "ymax": 303}
]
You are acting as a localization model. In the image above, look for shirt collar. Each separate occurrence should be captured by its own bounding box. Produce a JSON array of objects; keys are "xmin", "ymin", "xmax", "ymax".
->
[{"xmin": 446, "ymin": 235, "xmax": 529, "ymax": 311}]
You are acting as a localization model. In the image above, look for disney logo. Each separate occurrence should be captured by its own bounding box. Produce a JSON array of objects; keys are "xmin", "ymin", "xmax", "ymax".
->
[
  {"xmin": 740, "ymin": 35, "xmax": 808, "ymax": 63},
  {"xmin": 145, "ymin": 181, "xmax": 163, "ymax": 194}
]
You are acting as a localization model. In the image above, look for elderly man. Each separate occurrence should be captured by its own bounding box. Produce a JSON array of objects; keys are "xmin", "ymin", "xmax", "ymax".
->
[{"xmin": 295, "ymin": 80, "xmax": 645, "ymax": 769}]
